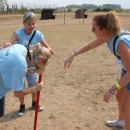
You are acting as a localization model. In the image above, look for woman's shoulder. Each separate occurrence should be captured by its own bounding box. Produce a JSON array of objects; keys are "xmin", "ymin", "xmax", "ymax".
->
[
  {"xmin": 116, "ymin": 32, "xmax": 130, "ymax": 48},
  {"xmin": 35, "ymin": 30, "xmax": 44, "ymax": 38},
  {"xmin": 15, "ymin": 28, "xmax": 24, "ymax": 34},
  {"xmin": 35, "ymin": 30, "xmax": 43, "ymax": 34},
  {"xmin": 118, "ymin": 34, "xmax": 130, "ymax": 41}
]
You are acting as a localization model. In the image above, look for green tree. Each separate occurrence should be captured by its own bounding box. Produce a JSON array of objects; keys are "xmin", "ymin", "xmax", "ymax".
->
[
  {"xmin": 94, "ymin": 7, "xmax": 102, "ymax": 12},
  {"xmin": 116, "ymin": 8, "xmax": 124, "ymax": 12},
  {"xmin": 19, "ymin": 5, "xmax": 28, "ymax": 13},
  {"xmin": 102, "ymin": 8, "xmax": 113, "ymax": 12},
  {"xmin": 67, "ymin": 6, "xmax": 72, "ymax": 12}
]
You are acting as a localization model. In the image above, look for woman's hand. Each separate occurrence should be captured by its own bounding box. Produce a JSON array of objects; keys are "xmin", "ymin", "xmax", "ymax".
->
[
  {"xmin": 49, "ymin": 48, "xmax": 55, "ymax": 55},
  {"xmin": 35, "ymin": 82, "xmax": 43, "ymax": 91},
  {"xmin": 4, "ymin": 42, "xmax": 12, "ymax": 48},
  {"xmin": 103, "ymin": 85, "xmax": 117, "ymax": 103},
  {"xmin": 64, "ymin": 53, "xmax": 75, "ymax": 69}
]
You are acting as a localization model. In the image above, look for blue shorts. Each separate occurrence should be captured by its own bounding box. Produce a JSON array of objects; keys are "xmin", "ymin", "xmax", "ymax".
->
[
  {"xmin": 26, "ymin": 73, "xmax": 39, "ymax": 88},
  {"xmin": 0, "ymin": 96, "xmax": 5, "ymax": 117},
  {"xmin": 121, "ymin": 69, "xmax": 130, "ymax": 91}
]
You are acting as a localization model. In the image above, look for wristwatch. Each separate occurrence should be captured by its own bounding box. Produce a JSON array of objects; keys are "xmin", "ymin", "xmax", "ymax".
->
[{"xmin": 74, "ymin": 50, "xmax": 78, "ymax": 55}]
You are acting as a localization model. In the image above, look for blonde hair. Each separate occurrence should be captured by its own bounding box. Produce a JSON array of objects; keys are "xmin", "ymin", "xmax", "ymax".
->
[
  {"xmin": 23, "ymin": 12, "xmax": 36, "ymax": 22},
  {"xmin": 29, "ymin": 43, "xmax": 51, "ymax": 74},
  {"xmin": 93, "ymin": 11, "xmax": 122, "ymax": 36},
  {"xmin": 31, "ymin": 43, "xmax": 51, "ymax": 64}
]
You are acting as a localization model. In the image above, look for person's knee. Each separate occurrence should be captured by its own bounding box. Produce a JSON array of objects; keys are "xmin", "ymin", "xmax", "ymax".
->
[
  {"xmin": 14, "ymin": 91, "xmax": 18, "ymax": 97},
  {"xmin": 14, "ymin": 91, "xmax": 22, "ymax": 98}
]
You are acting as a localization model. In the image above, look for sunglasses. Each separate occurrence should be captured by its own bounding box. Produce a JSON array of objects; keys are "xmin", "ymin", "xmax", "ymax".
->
[{"xmin": 23, "ymin": 12, "xmax": 35, "ymax": 22}]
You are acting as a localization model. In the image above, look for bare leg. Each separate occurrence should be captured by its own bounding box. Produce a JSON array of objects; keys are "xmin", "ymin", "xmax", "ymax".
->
[
  {"xmin": 32, "ymin": 92, "xmax": 37, "ymax": 102},
  {"xmin": 116, "ymin": 87, "xmax": 125, "ymax": 120},
  {"xmin": 31, "ymin": 92, "xmax": 43, "ymax": 111},
  {"xmin": 19, "ymin": 96, "xmax": 24, "ymax": 105},
  {"xmin": 121, "ymin": 89, "xmax": 130, "ymax": 130}
]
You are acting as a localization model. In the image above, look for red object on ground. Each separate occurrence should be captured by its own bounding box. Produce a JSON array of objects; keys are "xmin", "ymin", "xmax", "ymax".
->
[{"xmin": 33, "ymin": 74, "xmax": 42, "ymax": 130}]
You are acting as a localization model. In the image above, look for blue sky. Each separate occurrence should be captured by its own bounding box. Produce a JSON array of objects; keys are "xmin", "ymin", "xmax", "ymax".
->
[{"xmin": 8, "ymin": 0, "xmax": 130, "ymax": 9}]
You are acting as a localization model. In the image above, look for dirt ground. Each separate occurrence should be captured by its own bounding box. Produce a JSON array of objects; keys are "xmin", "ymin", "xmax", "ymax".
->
[{"xmin": 0, "ymin": 12, "xmax": 130, "ymax": 130}]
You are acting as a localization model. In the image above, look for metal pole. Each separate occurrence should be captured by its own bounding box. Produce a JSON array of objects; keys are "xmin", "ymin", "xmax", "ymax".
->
[
  {"xmin": 33, "ymin": 74, "xmax": 42, "ymax": 130},
  {"xmin": 83, "ymin": 9, "xmax": 84, "ymax": 23},
  {"xmin": 64, "ymin": 7, "xmax": 65, "ymax": 24}
]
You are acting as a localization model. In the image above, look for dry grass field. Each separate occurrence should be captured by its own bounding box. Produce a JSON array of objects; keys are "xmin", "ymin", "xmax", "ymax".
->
[{"xmin": 0, "ymin": 12, "xmax": 130, "ymax": 130}]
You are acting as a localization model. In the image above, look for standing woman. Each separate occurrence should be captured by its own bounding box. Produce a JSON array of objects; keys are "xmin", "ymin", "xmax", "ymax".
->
[
  {"xmin": 64, "ymin": 11, "xmax": 130, "ymax": 130},
  {"xmin": 4, "ymin": 12, "xmax": 55, "ymax": 116},
  {"xmin": 0, "ymin": 43, "xmax": 51, "ymax": 118}
]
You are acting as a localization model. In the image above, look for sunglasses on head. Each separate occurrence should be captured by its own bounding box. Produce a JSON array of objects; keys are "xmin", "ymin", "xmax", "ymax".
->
[
  {"xmin": 24, "ymin": 12, "xmax": 35, "ymax": 18},
  {"xmin": 23, "ymin": 12, "xmax": 35, "ymax": 22}
]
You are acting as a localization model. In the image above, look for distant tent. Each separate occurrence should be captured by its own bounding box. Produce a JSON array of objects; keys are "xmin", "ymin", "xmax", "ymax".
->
[
  {"xmin": 75, "ymin": 9, "xmax": 88, "ymax": 18},
  {"xmin": 40, "ymin": 9, "xmax": 56, "ymax": 20}
]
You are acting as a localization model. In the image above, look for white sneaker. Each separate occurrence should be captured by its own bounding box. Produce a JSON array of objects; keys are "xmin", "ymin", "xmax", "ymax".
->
[
  {"xmin": 18, "ymin": 104, "xmax": 25, "ymax": 117},
  {"xmin": 32, "ymin": 101, "xmax": 44, "ymax": 111},
  {"xmin": 38, "ymin": 106, "xmax": 44, "ymax": 111},
  {"xmin": 106, "ymin": 118, "xmax": 125, "ymax": 128}
]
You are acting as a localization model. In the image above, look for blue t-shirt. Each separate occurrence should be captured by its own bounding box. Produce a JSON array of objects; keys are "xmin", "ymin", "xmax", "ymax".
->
[
  {"xmin": 105, "ymin": 30, "xmax": 130, "ymax": 70},
  {"xmin": 0, "ymin": 44, "xmax": 27, "ymax": 99},
  {"xmin": 14, "ymin": 28, "xmax": 44, "ymax": 46}
]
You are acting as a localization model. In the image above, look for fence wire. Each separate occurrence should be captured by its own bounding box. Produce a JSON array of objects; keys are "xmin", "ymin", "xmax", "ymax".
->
[{"xmin": 0, "ymin": 2, "xmax": 57, "ymax": 14}]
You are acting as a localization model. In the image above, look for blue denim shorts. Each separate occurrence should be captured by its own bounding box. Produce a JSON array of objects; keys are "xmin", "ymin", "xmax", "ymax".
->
[
  {"xmin": 26, "ymin": 73, "xmax": 39, "ymax": 88},
  {"xmin": 121, "ymin": 69, "xmax": 130, "ymax": 91}
]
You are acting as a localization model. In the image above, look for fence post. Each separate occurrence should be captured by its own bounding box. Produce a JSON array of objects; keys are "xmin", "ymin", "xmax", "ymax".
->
[{"xmin": 64, "ymin": 7, "xmax": 65, "ymax": 24}]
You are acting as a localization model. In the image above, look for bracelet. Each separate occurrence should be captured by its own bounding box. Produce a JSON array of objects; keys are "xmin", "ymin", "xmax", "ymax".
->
[
  {"xmin": 109, "ymin": 88, "xmax": 115, "ymax": 95},
  {"xmin": 115, "ymin": 83, "xmax": 121, "ymax": 89},
  {"xmin": 112, "ymin": 85, "xmax": 118, "ymax": 91},
  {"xmin": 74, "ymin": 50, "xmax": 78, "ymax": 55}
]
